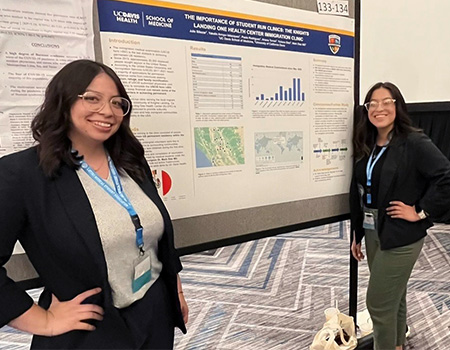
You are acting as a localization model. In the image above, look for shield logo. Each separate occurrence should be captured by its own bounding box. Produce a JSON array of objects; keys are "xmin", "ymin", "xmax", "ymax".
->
[{"xmin": 328, "ymin": 34, "xmax": 341, "ymax": 54}]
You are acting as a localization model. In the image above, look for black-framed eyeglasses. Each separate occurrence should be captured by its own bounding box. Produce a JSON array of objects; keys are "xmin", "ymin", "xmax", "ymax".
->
[
  {"xmin": 78, "ymin": 91, "xmax": 131, "ymax": 117},
  {"xmin": 364, "ymin": 98, "xmax": 396, "ymax": 111}
]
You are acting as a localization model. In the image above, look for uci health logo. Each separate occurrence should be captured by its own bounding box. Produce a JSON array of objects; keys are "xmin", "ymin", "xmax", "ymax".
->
[
  {"xmin": 328, "ymin": 34, "xmax": 341, "ymax": 54},
  {"xmin": 113, "ymin": 10, "xmax": 140, "ymax": 24}
]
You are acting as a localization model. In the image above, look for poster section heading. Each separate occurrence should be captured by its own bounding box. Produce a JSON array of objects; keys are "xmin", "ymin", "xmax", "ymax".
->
[{"xmin": 97, "ymin": 0, "xmax": 353, "ymax": 58}]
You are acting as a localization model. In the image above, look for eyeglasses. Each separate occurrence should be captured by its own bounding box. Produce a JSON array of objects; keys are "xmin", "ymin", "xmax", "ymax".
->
[
  {"xmin": 78, "ymin": 91, "xmax": 131, "ymax": 117},
  {"xmin": 364, "ymin": 98, "xmax": 396, "ymax": 111}
]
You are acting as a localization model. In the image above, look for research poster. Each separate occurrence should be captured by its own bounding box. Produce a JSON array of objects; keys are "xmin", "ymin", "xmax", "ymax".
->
[
  {"xmin": 102, "ymin": 0, "xmax": 354, "ymax": 220},
  {"xmin": 0, "ymin": 0, "xmax": 95, "ymax": 157}
]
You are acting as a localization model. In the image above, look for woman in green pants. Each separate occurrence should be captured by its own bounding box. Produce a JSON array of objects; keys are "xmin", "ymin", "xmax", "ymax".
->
[{"xmin": 349, "ymin": 82, "xmax": 450, "ymax": 350}]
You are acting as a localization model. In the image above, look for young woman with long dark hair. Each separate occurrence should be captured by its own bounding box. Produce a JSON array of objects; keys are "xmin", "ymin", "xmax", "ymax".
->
[
  {"xmin": 0, "ymin": 60, "xmax": 188, "ymax": 349},
  {"xmin": 350, "ymin": 82, "xmax": 450, "ymax": 350}
]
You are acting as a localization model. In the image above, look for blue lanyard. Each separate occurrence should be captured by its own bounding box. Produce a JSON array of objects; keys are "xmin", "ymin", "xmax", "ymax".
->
[
  {"xmin": 80, "ymin": 156, "xmax": 144, "ymax": 253},
  {"xmin": 365, "ymin": 146, "xmax": 387, "ymax": 204}
]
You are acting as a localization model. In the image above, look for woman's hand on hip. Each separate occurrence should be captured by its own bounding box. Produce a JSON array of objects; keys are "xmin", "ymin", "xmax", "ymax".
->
[
  {"xmin": 386, "ymin": 201, "xmax": 421, "ymax": 222},
  {"xmin": 178, "ymin": 292, "xmax": 189, "ymax": 324},
  {"xmin": 351, "ymin": 239, "xmax": 364, "ymax": 262},
  {"xmin": 45, "ymin": 287, "xmax": 104, "ymax": 336}
]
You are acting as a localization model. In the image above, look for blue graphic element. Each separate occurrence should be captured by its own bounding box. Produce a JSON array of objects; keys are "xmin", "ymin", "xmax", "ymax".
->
[
  {"xmin": 195, "ymin": 146, "xmax": 212, "ymax": 168},
  {"xmin": 132, "ymin": 270, "xmax": 151, "ymax": 293},
  {"xmin": 97, "ymin": 0, "xmax": 354, "ymax": 58},
  {"xmin": 256, "ymin": 78, "xmax": 305, "ymax": 102}
]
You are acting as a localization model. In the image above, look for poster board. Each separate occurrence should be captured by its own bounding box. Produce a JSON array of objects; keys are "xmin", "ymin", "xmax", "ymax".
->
[{"xmin": 96, "ymin": 0, "xmax": 355, "ymax": 248}]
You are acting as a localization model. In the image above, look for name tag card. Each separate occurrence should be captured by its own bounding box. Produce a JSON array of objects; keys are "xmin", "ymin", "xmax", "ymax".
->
[{"xmin": 132, "ymin": 254, "xmax": 151, "ymax": 293}]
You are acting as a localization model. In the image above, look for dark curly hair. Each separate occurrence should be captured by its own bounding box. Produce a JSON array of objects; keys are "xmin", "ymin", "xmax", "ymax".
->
[
  {"xmin": 31, "ymin": 59, "xmax": 147, "ymax": 182},
  {"xmin": 353, "ymin": 82, "xmax": 420, "ymax": 160}
]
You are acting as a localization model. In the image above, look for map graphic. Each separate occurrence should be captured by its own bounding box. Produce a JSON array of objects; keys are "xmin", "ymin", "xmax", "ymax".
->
[
  {"xmin": 195, "ymin": 127, "xmax": 245, "ymax": 168},
  {"xmin": 255, "ymin": 131, "xmax": 303, "ymax": 165}
]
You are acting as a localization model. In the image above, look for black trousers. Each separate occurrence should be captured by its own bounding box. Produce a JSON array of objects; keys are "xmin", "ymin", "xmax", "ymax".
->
[{"xmin": 119, "ymin": 277, "xmax": 175, "ymax": 350}]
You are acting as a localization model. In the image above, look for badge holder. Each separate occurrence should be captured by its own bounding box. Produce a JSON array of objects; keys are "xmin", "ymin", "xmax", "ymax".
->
[
  {"xmin": 132, "ymin": 252, "xmax": 151, "ymax": 293},
  {"xmin": 363, "ymin": 208, "xmax": 378, "ymax": 230}
]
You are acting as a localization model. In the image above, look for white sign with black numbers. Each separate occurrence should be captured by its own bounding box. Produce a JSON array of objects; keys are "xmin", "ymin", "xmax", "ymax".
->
[{"xmin": 317, "ymin": 0, "xmax": 349, "ymax": 16}]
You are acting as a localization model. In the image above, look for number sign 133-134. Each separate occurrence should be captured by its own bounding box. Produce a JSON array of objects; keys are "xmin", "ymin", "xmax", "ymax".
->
[{"xmin": 317, "ymin": 0, "xmax": 349, "ymax": 16}]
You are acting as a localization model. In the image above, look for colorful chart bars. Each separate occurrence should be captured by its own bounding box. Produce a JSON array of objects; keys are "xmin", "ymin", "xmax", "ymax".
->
[{"xmin": 256, "ymin": 78, "xmax": 305, "ymax": 101}]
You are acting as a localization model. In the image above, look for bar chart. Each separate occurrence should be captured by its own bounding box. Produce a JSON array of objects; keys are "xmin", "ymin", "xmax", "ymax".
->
[
  {"xmin": 256, "ymin": 78, "xmax": 305, "ymax": 102},
  {"xmin": 251, "ymin": 75, "xmax": 307, "ymax": 108}
]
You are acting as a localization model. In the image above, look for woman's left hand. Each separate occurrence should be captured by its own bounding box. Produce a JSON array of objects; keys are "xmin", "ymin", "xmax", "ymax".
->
[
  {"xmin": 386, "ymin": 201, "xmax": 421, "ymax": 222},
  {"xmin": 178, "ymin": 292, "xmax": 189, "ymax": 324}
]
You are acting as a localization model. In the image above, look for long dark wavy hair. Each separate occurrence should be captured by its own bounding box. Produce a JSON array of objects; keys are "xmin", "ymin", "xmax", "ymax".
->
[
  {"xmin": 353, "ymin": 82, "xmax": 420, "ymax": 161},
  {"xmin": 31, "ymin": 59, "xmax": 147, "ymax": 182}
]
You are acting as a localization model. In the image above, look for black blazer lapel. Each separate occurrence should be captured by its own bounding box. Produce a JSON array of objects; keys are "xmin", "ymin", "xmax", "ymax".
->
[{"xmin": 53, "ymin": 165, "xmax": 108, "ymax": 279}]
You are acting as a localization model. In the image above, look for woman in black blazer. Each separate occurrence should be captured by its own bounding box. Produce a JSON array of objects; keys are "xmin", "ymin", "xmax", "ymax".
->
[
  {"xmin": 350, "ymin": 82, "xmax": 450, "ymax": 350},
  {"xmin": 0, "ymin": 60, "xmax": 188, "ymax": 349}
]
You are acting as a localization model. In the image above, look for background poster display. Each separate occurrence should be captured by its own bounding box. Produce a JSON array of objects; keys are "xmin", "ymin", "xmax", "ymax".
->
[
  {"xmin": 0, "ymin": 0, "xmax": 95, "ymax": 256},
  {"xmin": 0, "ymin": 0, "xmax": 95, "ymax": 157},
  {"xmin": 97, "ymin": 0, "xmax": 355, "ymax": 220}
]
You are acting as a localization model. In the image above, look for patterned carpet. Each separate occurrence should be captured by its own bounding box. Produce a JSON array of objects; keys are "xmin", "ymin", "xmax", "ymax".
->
[{"xmin": 1, "ymin": 221, "xmax": 449, "ymax": 349}]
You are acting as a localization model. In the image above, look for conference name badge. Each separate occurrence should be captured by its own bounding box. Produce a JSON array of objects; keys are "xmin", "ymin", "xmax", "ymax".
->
[
  {"xmin": 132, "ymin": 254, "xmax": 151, "ymax": 293},
  {"xmin": 363, "ymin": 209, "xmax": 376, "ymax": 230}
]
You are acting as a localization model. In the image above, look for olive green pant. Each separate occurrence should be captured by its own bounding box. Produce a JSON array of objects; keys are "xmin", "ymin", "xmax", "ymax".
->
[{"xmin": 365, "ymin": 228, "xmax": 424, "ymax": 350}]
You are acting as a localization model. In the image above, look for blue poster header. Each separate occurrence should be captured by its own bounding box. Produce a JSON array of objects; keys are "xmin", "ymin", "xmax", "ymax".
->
[{"xmin": 97, "ymin": 0, "xmax": 354, "ymax": 58}]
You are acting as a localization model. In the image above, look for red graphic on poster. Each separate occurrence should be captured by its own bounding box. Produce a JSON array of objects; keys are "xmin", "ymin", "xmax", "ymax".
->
[
  {"xmin": 161, "ymin": 170, "xmax": 172, "ymax": 196},
  {"xmin": 151, "ymin": 169, "xmax": 172, "ymax": 196}
]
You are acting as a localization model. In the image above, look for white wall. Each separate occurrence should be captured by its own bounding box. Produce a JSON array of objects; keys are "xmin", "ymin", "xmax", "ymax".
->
[{"xmin": 360, "ymin": 1, "xmax": 450, "ymax": 103}]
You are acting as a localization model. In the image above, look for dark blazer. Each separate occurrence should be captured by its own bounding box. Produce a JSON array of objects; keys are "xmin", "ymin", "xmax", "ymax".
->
[
  {"xmin": 0, "ymin": 147, "xmax": 186, "ymax": 349},
  {"xmin": 350, "ymin": 132, "xmax": 450, "ymax": 250}
]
